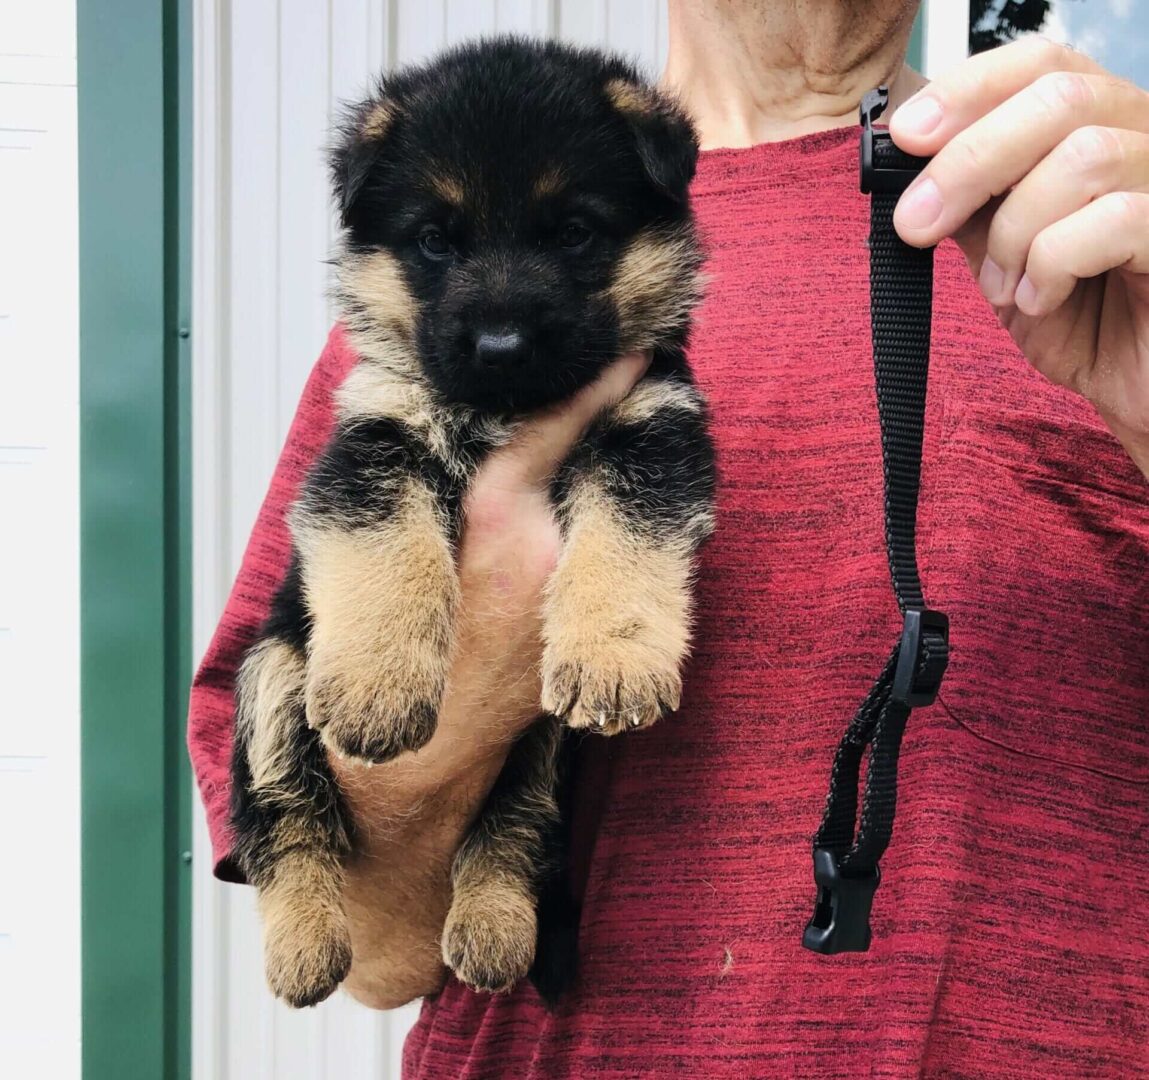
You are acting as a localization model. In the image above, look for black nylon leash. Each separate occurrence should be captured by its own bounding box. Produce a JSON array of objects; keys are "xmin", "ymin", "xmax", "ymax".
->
[{"xmin": 802, "ymin": 87, "xmax": 949, "ymax": 954}]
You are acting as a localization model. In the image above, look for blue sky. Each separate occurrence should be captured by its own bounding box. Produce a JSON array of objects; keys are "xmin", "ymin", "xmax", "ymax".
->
[{"xmin": 1037, "ymin": 0, "xmax": 1149, "ymax": 84}]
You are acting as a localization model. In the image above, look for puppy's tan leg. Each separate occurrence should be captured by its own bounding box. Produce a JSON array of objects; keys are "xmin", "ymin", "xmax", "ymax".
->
[
  {"xmin": 296, "ymin": 479, "xmax": 459, "ymax": 763},
  {"xmin": 233, "ymin": 635, "xmax": 354, "ymax": 1008},
  {"xmin": 258, "ymin": 832, "xmax": 353, "ymax": 1009},
  {"xmin": 541, "ymin": 481, "xmax": 696, "ymax": 736},
  {"xmin": 442, "ymin": 720, "xmax": 562, "ymax": 993}
]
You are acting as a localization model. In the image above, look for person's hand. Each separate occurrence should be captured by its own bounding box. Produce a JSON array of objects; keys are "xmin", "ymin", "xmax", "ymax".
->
[
  {"xmin": 889, "ymin": 37, "xmax": 1149, "ymax": 479},
  {"xmin": 406, "ymin": 351, "xmax": 652, "ymax": 783}
]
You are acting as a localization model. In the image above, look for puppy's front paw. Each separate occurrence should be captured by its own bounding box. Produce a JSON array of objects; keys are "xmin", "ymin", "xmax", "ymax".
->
[
  {"xmin": 262, "ymin": 889, "xmax": 352, "ymax": 1009},
  {"xmin": 541, "ymin": 632, "xmax": 682, "ymax": 736},
  {"xmin": 306, "ymin": 672, "xmax": 439, "ymax": 764},
  {"xmin": 442, "ymin": 883, "xmax": 537, "ymax": 994}
]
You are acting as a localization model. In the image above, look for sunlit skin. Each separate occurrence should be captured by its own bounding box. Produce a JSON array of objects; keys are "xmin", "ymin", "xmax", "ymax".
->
[
  {"xmin": 332, "ymin": 2, "xmax": 1149, "ymax": 1011},
  {"xmin": 889, "ymin": 37, "xmax": 1149, "ymax": 480}
]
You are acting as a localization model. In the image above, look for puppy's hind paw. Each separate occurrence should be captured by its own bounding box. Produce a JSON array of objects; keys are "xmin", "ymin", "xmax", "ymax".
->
[
  {"xmin": 442, "ymin": 884, "xmax": 537, "ymax": 995},
  {"xmin": 263, "ymin": 905, "xmax": 352, "ymax": 1009},
  {"xmin": 307, "ymin": 677, "xmax": 439, "ymax": 765}
]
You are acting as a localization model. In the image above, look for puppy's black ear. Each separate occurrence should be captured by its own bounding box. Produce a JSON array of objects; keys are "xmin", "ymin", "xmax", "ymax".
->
[
  {"xmin": 605, "ymin": 79, "xmax": 699, "ymax": 202},
  {"xmin": 330, "ymin": 96, "xmax": 394, "ymax": 226}
]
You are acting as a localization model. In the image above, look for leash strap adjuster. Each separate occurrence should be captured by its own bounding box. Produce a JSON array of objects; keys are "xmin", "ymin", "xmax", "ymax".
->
[
  {"xmin": 859, "ymin": 86, "xmax": 930, "ymax": 195},
  {"xmin": 892, "ymin": 608, "xmax": 950, "ymax": 707}
]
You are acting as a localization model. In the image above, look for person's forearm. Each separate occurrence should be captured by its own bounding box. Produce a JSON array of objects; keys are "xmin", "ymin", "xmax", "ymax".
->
[
  {"xmin": 1100, "ymin": 411, "xmax": 1149, "ymax": 484},
  {"xmin": 334, "ymin": 735, "xmax": 514, "ymax": 1010},
  {"xmin": 1118, "ymin": 430, "xmax": 1149, "ymax": 483}
]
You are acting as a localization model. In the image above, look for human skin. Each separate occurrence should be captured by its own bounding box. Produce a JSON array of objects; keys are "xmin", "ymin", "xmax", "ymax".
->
[
  {"xmin": 888, "ymin": 37, "xmax": 1149, "ymax": 481},
  {"xmin": 334, "ymin": 1, "xmax": 1149, "ymax": 1010}
]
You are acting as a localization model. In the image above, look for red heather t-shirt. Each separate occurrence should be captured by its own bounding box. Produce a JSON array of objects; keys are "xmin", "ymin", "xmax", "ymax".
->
[{"xmin": 189, "ymin": 128, "xmax": 1149, "ymax": 1078}]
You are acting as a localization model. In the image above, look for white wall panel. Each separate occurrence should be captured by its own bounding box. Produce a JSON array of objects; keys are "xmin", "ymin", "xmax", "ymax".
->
[
  {"xmin": 922, "ymin": 0, "xmax": 971, "ymax": 77},
  {"xmin": 494, "ymin": 0, "xmax": 555, "ymax": 35},
  {"xmin": 277, "ymin": 0, "xmax": 333, "ymax": 430},
  {"xmin": 397, "ymin": 0, "xmax": 447, "ymax": 63},
  {"xmin": 558, "ymin": 0, "xmax": 606, "ymax": 47},
  {"xmin": 0, "ymin": 5, "xmax": 80, "ymax": 1076},
  {"xmin": 193, "ymin": 2, "xmax": 956, "ymax": 1077},
  {"xmin": 224, "ymin": 0, "xmax": 282, "ymax": 566},
  {"xmin": 447, "ymin": 0, "xmax": 497, "ymax": 42},
  {"xmin": 606, "ymin": 0, "xmax": 663, "ymax": 72}
]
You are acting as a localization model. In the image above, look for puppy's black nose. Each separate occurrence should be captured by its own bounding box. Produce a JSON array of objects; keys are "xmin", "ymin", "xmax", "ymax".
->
[{"xmin": 474, "ymin": 330, "xmax": 529, "ymax": 368}]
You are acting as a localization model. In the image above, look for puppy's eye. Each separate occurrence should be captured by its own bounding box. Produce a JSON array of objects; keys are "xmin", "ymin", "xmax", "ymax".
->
[
  {"xmin": 419, "ymin": 226, "xmax": 451, "ymax": 258},
  {"xmin": 557, "ymin": 221, "xmax": 592, "ymax": 250}
]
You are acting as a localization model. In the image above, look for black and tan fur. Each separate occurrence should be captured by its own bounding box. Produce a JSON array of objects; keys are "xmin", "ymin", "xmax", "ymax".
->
[{"xmin": 230, "ymin": 37, "xmax": 717, "ymax": 1008}]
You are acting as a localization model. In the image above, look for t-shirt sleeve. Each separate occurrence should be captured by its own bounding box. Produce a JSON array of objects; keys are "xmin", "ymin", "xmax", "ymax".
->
[{"xmin": 187, "ymin": 324, "xmax": 359, "ymax": 882}]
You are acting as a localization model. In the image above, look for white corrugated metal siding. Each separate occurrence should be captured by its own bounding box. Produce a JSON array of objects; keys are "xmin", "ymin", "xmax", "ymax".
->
[{"xmin": 0, "ymin": 2, "xmax": 80, "ymax": 1077}]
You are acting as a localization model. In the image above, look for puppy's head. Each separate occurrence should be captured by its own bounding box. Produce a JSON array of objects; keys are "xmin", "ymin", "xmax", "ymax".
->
[{"xmin": 331, "ymin": 37, "xmax": 703, "ymax": 414}]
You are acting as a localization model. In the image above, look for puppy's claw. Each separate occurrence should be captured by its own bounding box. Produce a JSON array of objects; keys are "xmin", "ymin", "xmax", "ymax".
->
[{"xmin": 542, "ymin": 655, "xmax": 680, "ymax": 737}]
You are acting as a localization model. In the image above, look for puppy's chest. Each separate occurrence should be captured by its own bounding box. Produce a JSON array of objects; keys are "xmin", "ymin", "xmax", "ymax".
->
[
  {"xmin": 295, "ymin": 379, "xmax": 519, "ymax": 539},
  {"xmin": 337, "ymin": 358, "xmax": 515, "ymax": 463}
]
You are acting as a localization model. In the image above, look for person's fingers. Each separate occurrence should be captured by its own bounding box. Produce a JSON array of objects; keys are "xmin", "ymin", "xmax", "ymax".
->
[
  {"xmin": 978, "ymin": 127, "xmax": 1149, "ymax": 305},
  {"xmin": 1016, "ymin": 191, "xmax": 1149, "ymax": 318},
  {"xmin": 889, "ymin": 35, "xmax": 1102, "ymax": 157},
  {"xmin": 490, "ymin": 351, "xmax": 651, "ymax": 488},
  {"xmin": 893, "ymin": 71, "xmax": 1149, "ymax": 247},
  {"xmin": 949, "ymin": 198, "xmax": 999, "ymax": 280}
]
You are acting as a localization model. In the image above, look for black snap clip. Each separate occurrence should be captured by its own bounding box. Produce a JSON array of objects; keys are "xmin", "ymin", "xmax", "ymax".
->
[{"xmin": 802, "ymin": 848, "xmax": 881, "ymax": 955}]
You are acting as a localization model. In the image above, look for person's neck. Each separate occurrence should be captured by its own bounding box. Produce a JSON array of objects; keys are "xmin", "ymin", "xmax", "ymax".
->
[{"xmin": 660, "ymin": 0, "xmax": 926, "ymax": 149}]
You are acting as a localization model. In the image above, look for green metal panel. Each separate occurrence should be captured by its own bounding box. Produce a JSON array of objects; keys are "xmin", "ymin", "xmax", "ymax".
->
[
  {"xmin": 78, "ymin": 0, "xmax": 192, "ymax": 1077},
  {"xmin": 908, "ymin": 6, "xmax": 925, "ymax": 72}
]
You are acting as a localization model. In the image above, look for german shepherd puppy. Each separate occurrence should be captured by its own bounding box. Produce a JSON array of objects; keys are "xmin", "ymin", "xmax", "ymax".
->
[{"xmin": 229, "ymin": 36, "xmax": 716, "ymax": 1009}]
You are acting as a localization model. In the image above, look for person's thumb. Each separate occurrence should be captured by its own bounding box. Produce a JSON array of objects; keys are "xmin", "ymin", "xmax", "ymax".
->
[{"xmin": 495, "ymin": 351, "xmax": 651, "ymax": 488}]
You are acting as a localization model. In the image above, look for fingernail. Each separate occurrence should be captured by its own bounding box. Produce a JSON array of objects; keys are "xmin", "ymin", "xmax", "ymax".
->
[
  {"xmin": 897, "ymin": 177, "xmax": 943, "ymax": 231},
  {"xmin": 978, "ymin": 257, "xmax": 1006, "ymax": 304},
  {"xmin": 894, "ymin": 95, "xmax": 943, "ymax": 136},
  {"xmin": 1014, "ymin": 274, "xmax": 1040, "ymax": 315}
]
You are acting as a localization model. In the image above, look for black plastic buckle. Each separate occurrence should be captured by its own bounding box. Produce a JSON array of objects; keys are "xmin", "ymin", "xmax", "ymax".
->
[
  {"xmin": 891, "ymin": 608, "xmax": 949, "ymax": 707},
  {"xmin": 860, "ymin": 85, "xmax": 924, "ymax": 195},
  {"xmin": 802, "ymin": 848, "xmax": 880, "ymax": 954}
]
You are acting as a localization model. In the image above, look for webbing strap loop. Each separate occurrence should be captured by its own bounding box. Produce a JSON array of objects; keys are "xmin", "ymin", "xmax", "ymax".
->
[{"xmin": 802, "ymin": 87, "xmax": 947, "ymax": 956}]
